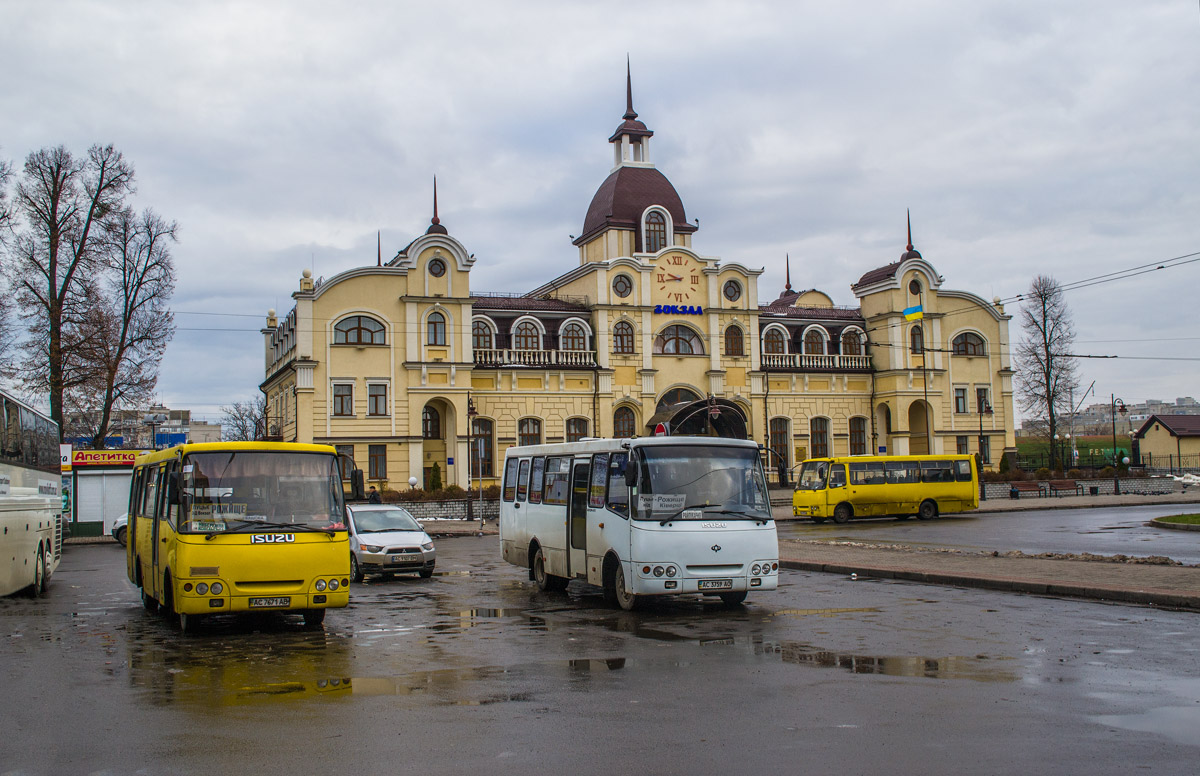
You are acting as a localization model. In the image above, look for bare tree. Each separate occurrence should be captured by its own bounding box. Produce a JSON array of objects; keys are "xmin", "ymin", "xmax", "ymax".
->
[
  {"xmin": 71, "ymin": 207, "xmax": 178, "ymax": 448},
  {"xmin": 3, "ymin": 145, "xmax": 135, "ymax": 438},
  {"xmin": 1015, "ymin": 275, "xmax": 1080, "ymax": 470},
  {"xmin": 0, "ymin": 156, "xmax": 15, "ymax": 381},
  {"xmin": 221, "ymin": 396, "xmax": 267, "ymax": 441}
]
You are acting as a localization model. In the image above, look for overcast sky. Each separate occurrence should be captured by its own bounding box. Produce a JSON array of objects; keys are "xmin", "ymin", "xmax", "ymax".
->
[{"xmin": 3, "ymin": 1, "xmax": 1198, "ymax": 422}]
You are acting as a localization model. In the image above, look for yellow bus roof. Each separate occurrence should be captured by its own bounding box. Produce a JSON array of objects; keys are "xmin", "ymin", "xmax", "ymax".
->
[
  {"xmin": 134, "ymin": 441, "xmax": 339, "ymax": 467},
  {"xmin": 800, "ymin": 454, "xmax": 976, "ymax": 464}
]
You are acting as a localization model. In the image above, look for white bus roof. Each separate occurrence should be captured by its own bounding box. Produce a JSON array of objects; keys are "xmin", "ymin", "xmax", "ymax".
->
[{"xmin": 504, "ymin": 436, "xmax": 762, "ymax": 458}]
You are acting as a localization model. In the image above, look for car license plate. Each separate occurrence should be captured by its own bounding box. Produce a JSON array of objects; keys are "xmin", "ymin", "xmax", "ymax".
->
[
  {"xmin": 391, "ymin": 554, "xmax": 414, "ymax": 563},
  {"xmin": 249, "ymin": 597, "xmax": 291, "ymax": 608},
  {"xmin": 698, "ymin": 579, "xmax": 733, "ymax": 590}
]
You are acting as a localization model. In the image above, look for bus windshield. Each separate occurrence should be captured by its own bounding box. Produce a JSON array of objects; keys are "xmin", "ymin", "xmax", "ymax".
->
[
  {"xmin": 633, "ymin": 445, "xmax": 771, "ymax": 521},
  {"xmin": 180, "ymin": 451, "xmax": 345, "ymax": 534},
  {"xmin": 796, "ymin": 461, "xmax": 829, "ymax": 490}
]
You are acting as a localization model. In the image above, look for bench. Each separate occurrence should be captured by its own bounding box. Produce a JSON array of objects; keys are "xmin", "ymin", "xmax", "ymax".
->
[
  {"xmin": 1008, "ymin": 481, "xmax": 1045, "ymax": 498},
  {"xmin": 1048, "ymin": 479, "xmax": 1082, "ymax": 497}
]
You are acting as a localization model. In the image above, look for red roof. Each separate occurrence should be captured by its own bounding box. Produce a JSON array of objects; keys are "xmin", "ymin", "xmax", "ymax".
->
[
  {"xmin": 471, "ymin": 296, "xmax": 590, "ymax": 313},
  {"xmin": 1134, "ymin": 414, "xmax": 1200, "ymax": 438},
  {"xmin": 574, "ymin": 166, "xmax": 697, "ymax": 249},
  {"xmin": 852, "ymin": 261, "xmax": 901, "ymax": 289}
]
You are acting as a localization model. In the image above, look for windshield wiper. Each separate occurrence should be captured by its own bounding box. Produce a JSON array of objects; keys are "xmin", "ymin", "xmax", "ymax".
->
[{"xmin": 205, "ymin": 521, "xmax": 335, "ymax": 540}]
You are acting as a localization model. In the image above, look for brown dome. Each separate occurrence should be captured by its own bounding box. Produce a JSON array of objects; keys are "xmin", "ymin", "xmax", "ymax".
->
[{"xmin": 573, "ymin": 166, "xmax": 697, "ymax": 249}]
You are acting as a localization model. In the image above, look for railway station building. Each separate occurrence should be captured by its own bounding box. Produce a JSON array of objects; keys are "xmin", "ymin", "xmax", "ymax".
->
[{"xmin": 260, "ymin": 79, "xmax": 1016, "ymax": 490}]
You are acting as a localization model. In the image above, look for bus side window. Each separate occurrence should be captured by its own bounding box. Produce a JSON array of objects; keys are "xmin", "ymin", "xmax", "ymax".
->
[
  {"xmin": 589, "ymin": 453, "xmax": 609, "ymax": 508},
  {"xmin": 516, "ymin": 459, "xmax": 531, "ymax": 502},
  {"xmin": 543, "ymin": 457, "xmax": 570, "ymax": 506},
  {"xmin": 955, "ymin": 460, "xmax": 973, "ymax": 482},
  {"xmin": 849, "ymin": 463, "xmax": 867, "ymax": 486},
  {"xmin": 828, "ymin": 464, "xmax": 846, "ymax": 489},
  {"xmin": 606, "ymin": 453, "xmax": 629, "ymax": 517},
  {"xmin": 529, "ymin": 457, "xmax": 545, "ymax": 504},
  {"xmin": 502, "ymin": 459, "xmax": 519, "ymax": 501},
  {"xmin": 162, "ymin": 462, "xmax": 180, "ymax": 527}
]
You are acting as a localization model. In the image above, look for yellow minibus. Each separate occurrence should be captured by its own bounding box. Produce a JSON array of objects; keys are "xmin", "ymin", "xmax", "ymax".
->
[
  {"xmin": 127, "ymin": 442, "xmax": 351, "ymax": 632},
  {"xmin": 792, "ymin": 454, "xmax": 979, "ymax": 524}
]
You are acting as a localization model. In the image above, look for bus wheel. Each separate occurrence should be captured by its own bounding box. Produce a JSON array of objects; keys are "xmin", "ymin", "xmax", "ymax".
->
[
  {"xmin": 533, "ymin": 549, "xmax": 567, "ymax": 592},
  {"xmin": 141, "ymin": 588, "xmax": 159, "ymax": 614},
  {"xmin": 613, "ymin": 563, "xmax": 639, "ymax": 611},
  {"xmin": 918, "ymin": 500, "xmax": 938, "ymax": 520},
  {"xmin": 719, "ymin": 591, "xmax": 748, "ymax": 606},
  {"xmin": 832, "ymin": 504, "xmax": 852, "ymax": 524},
  {"xmin": 26, "ymin": 546, "xmax": 46, "ymax": 597},
  {"xmin": 303, "ymin": 609, "xmax": 326, "ymax": 629},
  {"xmin": 178, "ymin": 611, "xmax": 200, "ymax": 634}
]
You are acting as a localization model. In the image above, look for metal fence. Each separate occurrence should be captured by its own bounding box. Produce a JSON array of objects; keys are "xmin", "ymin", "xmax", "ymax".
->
[
  {"xmin": 1137, "ymin": 453, "xmax": 1200, "ymax": 475},
  {"xmin": 1016, "ymin": 452, "xmax": 1130, "ymax": 472}
]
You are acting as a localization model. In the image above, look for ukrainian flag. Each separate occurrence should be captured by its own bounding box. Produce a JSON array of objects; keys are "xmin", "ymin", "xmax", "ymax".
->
[{"xmin": 903, "ymin": 304, "xmax": 923, "ymax": 321}]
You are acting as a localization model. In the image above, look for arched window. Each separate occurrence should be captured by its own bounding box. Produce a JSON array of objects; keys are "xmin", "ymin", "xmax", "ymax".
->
[
  {"xmin": 422, "ymin": 406, "xmax": 441, "ymax": 439},
  {"xmin": 804, "ymin": 329, "xmax": 825, "ymax": 355},
  {"xmin": 763, "ymin": 328, "xmax": 787, "ymax": 355},
  {"xmin": 561, "ymin": 322, "xmax": 587, "ymax": 351},
  {"xmin": 645, "ymin": 210, "xmax": 667, "ymax": 252},
  {"xmin": 849, "ymin": 417, "xmax": 867, "ymax": 455},
  {"xmin": 334, "ymin": 315, "xmax": 385, "ymax": 345},
  {"xmin": 952, "ymin": 332, "xmax": 987, "ymax": 356},
  {"xmin": 566, "ymin": 418, "xmax": 588, "ymax": 442},
  {"xmin": 613, "ymin": 407, "xmax": 636, "ymax": 438},
  {"xmin": 724, "ymin": 325, "xmax": 744, "ymax": 357},
  {"xmin": 518, "ymin": 417, "xmax": 542, "ymax": 446},
  {"xmin": 653, "ymin": 325, "xmax": 703, "ymax": 355},
  {"xmin": 657, "ymin": 387, "xmax": 700, "ymax": 411},
  {"xmin": 910, "ymin": 325, "xmax": 924, "ymax": 354},
  {"xmin": 514, "ymin": 321, "xmax": 542, "ymax": 350},
  {"xmin": 810, "ymin": 417, "xmax": 830, "ymax": 458},
  {"xmin": 471, "ymin": 418, "xmax": 494, "ymax": 477},
  {"xmin": 613, "ymin": 321, "xmax": 635, "ymax": 354},
  {"xmin": 426, "ymin": 312, "xmax": 446, "ymax": 346},
  {"xmin": 472, "ymin": 320, "xmax": 494, "ymax": 350},
  {"xmin": 841, "ymin": 330, "xmax": 862, "ymax": 356}
]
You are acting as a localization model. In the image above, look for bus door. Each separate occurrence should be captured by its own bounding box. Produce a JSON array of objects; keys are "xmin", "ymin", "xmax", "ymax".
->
[
  {"xmin": 827, "ymin": 463, "xmax": 848, "ymax": 513},
  {"xmin": 151, "ymin": 461, "xmax": 179, "ymax": 600},
  {"xmin": 568, "ymin": 460, "xmax": 590, "ymax": 577}
]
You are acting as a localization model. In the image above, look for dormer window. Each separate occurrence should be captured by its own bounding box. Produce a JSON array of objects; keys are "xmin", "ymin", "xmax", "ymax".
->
[{"xmin": 646, "ymin": 211, "xmax": 667, "ymax": 253}]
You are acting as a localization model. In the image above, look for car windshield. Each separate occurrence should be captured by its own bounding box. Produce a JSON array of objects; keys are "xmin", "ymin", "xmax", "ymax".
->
[
  {"xmin": 631, "ymin": 444, "xmax": 771, "ymax": 521},
  {"xmin": 351, "ymin": 508, "xmax": 421, "ymax": 533},
  {"xmin": 179, "ymin": 451, "xmax": 345, "ymax": 534},
  {"xmin": 796, "ymin": 461, "xmax": 829, "ymax": 490}
]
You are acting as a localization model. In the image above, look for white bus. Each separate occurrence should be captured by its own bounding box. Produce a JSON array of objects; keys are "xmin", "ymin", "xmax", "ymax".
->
[
  {"xmin": 1, "ymin": 389, "xmax": 64, "ymax": 596},
  {"xmin": 499, "ymin": 436, "xmax": 778, "ymax": 610}
]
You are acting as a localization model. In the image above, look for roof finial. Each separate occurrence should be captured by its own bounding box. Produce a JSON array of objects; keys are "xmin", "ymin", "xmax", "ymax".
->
[
  {"xmin": 432, "ymin": 176, "xmax": 440, "ymax": 226},
  {"xmin": 785, "ymin": 253, "xmax": 792, "ymax": 291},
  {"xmin": 906, "ymin": 208, "xmax": 913, "ymax": 252},
  {"xmin": 624, "ymin": 55, "xmax": 638, "ymax": 120}
]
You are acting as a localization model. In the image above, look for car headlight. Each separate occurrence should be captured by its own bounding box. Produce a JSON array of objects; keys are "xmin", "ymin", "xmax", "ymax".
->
[
  {"xmin": 361, "ymin": 544, "xmax": 382, "ymax": 553},
  {"xmin": 421, "ymin": 542, "xmax": 434, "ymax": 551}
]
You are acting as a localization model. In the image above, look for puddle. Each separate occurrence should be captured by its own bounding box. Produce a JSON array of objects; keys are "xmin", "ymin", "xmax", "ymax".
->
[
  {"xmin": 766, "ymin": 640, "xmax": 1017, "ymax": 681},
  {"xmin": 770, "ymin": 607, "xmax": 881, "ymax": 618},
  {"xmin": 1093, "ymin": 706, "xmax": 1200, "ymax": 746}
]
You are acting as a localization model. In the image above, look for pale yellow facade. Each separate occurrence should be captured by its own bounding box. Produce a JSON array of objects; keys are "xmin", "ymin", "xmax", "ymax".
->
[
  {"xmin": 1134, "ymin": 417, "xmax": 1200, "ymax": 465},
  {"xmin": 259, "ymin": 87, "xmax": 1017, "ymax": 491}
]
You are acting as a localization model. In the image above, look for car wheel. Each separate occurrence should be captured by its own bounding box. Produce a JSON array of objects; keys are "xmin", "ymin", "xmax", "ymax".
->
[
  {"xmin": 419, "ymin": 566, "xmax": 434, "ymax": 579},
  {"xmin": 303, "ymin": 609, "xmax": 326, "ymax": 629},
  {"xmin": 918, "ymin": 500, "xmax": 938, "ymax": 520},
  {"xmin": 114, "ymin": 527, "xmax": 127, "ymax": 547},
  {"xmin": 614, "ymin": 562, "xmax": 639, "ymax": 611},
  {"xmin": 832, "ymin": 503, "xmax": 852, "ymax": 524},
  {"xmin": 350, "ymin": 553, "xmax": 363, "ymax": 583},
  {"xmin": 719, "ymin": 591, "xmax": 748, "ymax": 606}
]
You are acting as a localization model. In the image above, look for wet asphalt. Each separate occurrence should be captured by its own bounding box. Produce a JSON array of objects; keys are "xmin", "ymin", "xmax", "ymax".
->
[{"xmin": 1, "ymin": 537, "xmax": 1198, "ymax": 775}]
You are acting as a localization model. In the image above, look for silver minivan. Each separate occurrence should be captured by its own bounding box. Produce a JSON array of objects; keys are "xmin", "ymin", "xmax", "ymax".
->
[{"xmin": 345, "ymin": 504, "xmax": 436, "ymax": 582}]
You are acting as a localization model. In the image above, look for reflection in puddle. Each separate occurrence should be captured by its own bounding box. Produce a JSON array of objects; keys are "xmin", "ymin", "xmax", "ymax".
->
[
  {"xmin": 770, "ymin": 607, "xmax": 881, "ymax": 618},
  {"xmin": 766, "ymin": 640, "xmax": 1017, "ymax": 681}
]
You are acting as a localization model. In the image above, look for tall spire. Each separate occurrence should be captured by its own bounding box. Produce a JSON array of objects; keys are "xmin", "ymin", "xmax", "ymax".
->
[
  {"xmin": 901, "ymin": 208, "xmax": 922, "ymax": 260},
  {"xmin": 906, "ymin": 209, "xmax": 913, "ymax": 252},
  {"xmin": 785, "ymin": 254, "xmax": 792, "ymax": 291},
  {"xmin": 426, "ymin": 176, "xmax": 448, "ymax": 235},
  {"xmin": 624, "ymin": 54, "xmax": 637, "ymax": 120}
]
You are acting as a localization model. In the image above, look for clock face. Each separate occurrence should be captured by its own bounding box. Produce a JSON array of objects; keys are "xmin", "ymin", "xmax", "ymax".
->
[{"xmin": 656, "ymin": 254, "xmax": 702, "ymax": 303}]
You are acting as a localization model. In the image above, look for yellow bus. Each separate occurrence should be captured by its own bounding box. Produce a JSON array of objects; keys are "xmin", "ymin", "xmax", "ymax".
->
[
  {"xmin": 126, "ymin": 442, "xmax": 351, "ymax": 632},
  {"xmin": 792, "ymin": 454, "xmax": 979, "ymax": 524}
]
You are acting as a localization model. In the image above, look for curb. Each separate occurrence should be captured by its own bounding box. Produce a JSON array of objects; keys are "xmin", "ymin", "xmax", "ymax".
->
[
  {"xmin": 1151, "ymin": 517, "xmax": 1200, "ymax": 532},
  {"xmin": 778, "ymin": 559, "xmax": 1200, "ymax": 611}
]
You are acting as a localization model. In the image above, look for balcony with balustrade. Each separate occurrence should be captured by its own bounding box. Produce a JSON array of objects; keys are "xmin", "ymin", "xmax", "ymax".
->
[
  {"xmin": 760, "ymin": 352, "xmax": 872, "ymax": 372},
  {"xmin": 473, "ymin": 348, "xmax": 598, "ymax": 368}
]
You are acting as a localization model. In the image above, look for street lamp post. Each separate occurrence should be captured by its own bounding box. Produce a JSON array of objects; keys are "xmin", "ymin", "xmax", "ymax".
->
[
  {"xmin": 1111, "ymin": 395, "xmax": 1127, "ymax": 495},
  {"xmin": 978, "ymin": 398, "xmax": 992, "ymax": 500}
]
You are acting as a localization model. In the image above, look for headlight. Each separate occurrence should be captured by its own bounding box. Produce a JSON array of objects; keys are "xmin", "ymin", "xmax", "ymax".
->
[
  {"xmin": 328, "ymin": 579, "xmax": 339, "ymax": 591},
  {"xmin": 752, "ymin": 564, "xmax": 761, "ymax": 575},
  {"xmin": 653, "ymin": 565, "xmax": 664, "ymax": 577},
  {"xmin": 666, "ymin": 566, "xmax": 677, "ymax": 578},
  {"xmin": 211, "ymin": 582, "xmax": 223, "ymax": 595},
  {"xmin": 421, "ymin": 542, "xmax": 434, "ymax": 551},
  {"xmin": 361, "ymin": 544, "xmax": 382, "ymax": 553},
  {"xmin": 315, "ymin": 579, "xmax": 327, "ymax": 591},
  {"xmin": 196, "ymin": 583, "xmax": 209, "ymax": 595}
]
